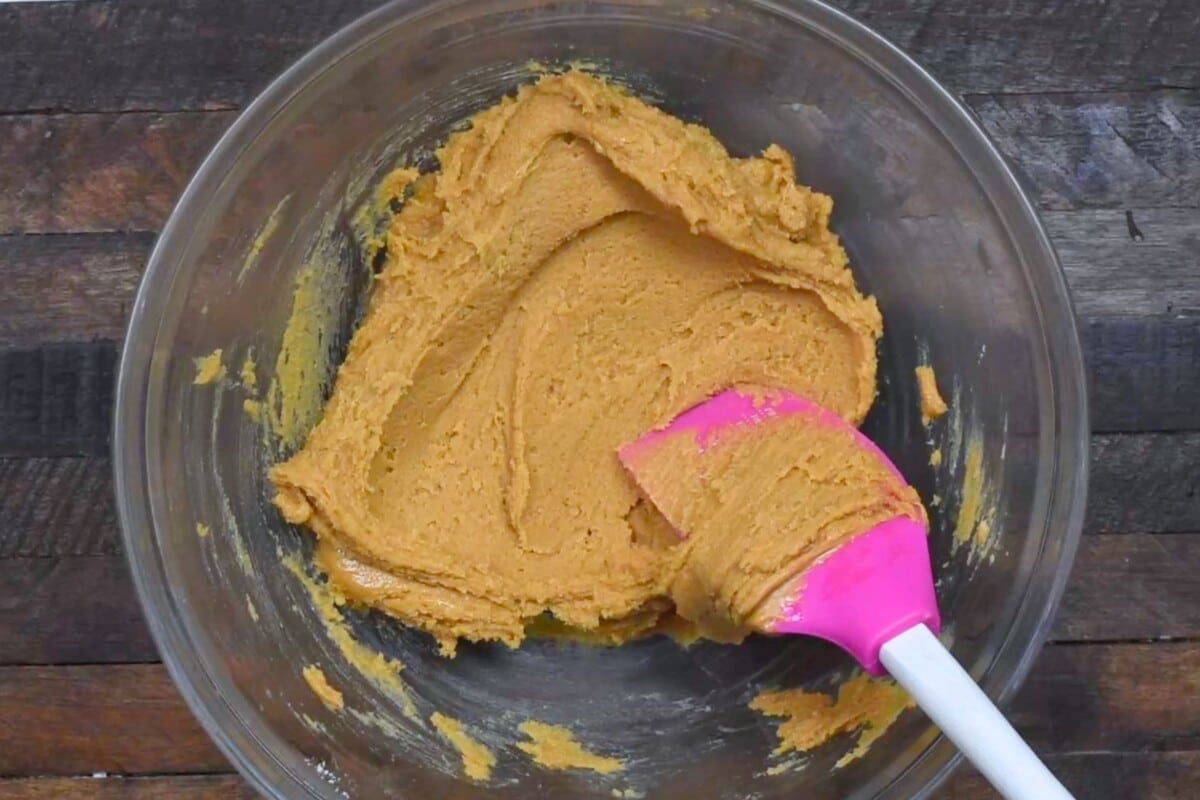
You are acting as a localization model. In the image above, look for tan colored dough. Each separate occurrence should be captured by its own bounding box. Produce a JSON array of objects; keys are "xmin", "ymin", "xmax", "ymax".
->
[{"xmin": 270, "ymin": 71, "xmax": 882, "ymax": 653}]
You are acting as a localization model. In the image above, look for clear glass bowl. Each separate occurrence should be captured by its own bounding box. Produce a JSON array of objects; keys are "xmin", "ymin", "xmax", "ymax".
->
[{"xmin": 114, "ymin": 1, "xmax": 1088, "ymax": 798}]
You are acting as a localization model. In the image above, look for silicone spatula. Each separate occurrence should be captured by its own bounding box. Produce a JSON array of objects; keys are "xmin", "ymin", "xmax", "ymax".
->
[{"xmin": 619, "ymin": 389, "xmax": 1072, "ymax": 800}]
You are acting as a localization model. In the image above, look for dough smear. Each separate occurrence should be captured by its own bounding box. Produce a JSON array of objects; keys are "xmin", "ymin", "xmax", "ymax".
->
[{"xmin": 270, "ymin": 71, "xmax": 882, "ymax": 654}]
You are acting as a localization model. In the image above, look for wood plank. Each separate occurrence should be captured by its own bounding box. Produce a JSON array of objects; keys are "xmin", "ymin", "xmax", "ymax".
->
[
  {"xmin": 0, "ymin": 458, "xmax": 120, "ymax": 558},
  {"xmin": 1052, "ymin": 534, "xmax": 1200, "ymax": 643},
  {"xmin": 1088, "ymin": 433, "xmax": 1200, "ymax": 533},
  {"xmin": 941, "ymin": 751, "xmax": 1200, "ymax": 799},
  {"xmin": 0, "ymin": 342, "xmax": 115, "ymax": 458},
  {"xmin": 0, "ymin": 233, "xmax": 152, "ymax": 346},
  {"xmin": 0, "ymin": 113, "xmax": 232, "ymax": 235},
  {"xmin": 6, "ymin": 94, "xmax": 1199, "ymax": 235},
  {"xmin": 4, "ymin": 328, "xmax": 1196, "ymax": 448},
  {"xmin": 1046, "ymin": 208, "xmax": 1200, "ymax": 319},
  {"xmin": 0, "ymin": 555, "xmax": 155, "ymax": 665},
  {"xmin": 0, "ymin": 432, "xmax": 1195, "ymax": 553},
  {"xmin": 840, "ymin": 0, "xmax": 1200, "ymax": 95},
  {"xmin": 11, "ymin": 207, "xmax": 1194, "ymax": 338},
  {"xmin": 0, "ymin": 0, "xmax": 380, "ymax": 114},
  {"xmin": 966, "ymin": 90, "xmax": 1200, "ymax": 211},
  {"xmin": 1, "ymin": 755, "xmax": 1199, "ymax": 800},
  {"xmin": 1012, "ymin": 641, "xmax": 1200, "ymax": 754},
  {"xmin": 0, "ymin": 465, "xmax": 1190, "ymax": 666},
  {"xmin": 4, "ymin": 218, "xmax": 1178, "ymax": 328},
  {"xmin": 0, "ymin": 499, "xmax": 1194, "ymax": 667},
  {"xmin": 0, "ymin": 643, "xmax": 1192, "ymax": 776},
  {"xmin": 3, "ymin": 0, "xmax": 1199, "ymax": 115},
  {"xmin": 0, "ymin": 776, "xmax": 255, "ymax": 800},
  {"xmin": 1085, "ymin": 317, "xmax": 1200, "ymax": 434},
  {"xmin": 0, "ymin": 664, "xmax": 228, "ymax": 776}
]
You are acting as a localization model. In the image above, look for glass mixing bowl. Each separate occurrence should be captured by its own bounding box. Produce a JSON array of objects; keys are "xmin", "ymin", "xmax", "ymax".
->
[{"xmin": 114, "ymin": 1, "xmax": 1088, "ymax": 797}]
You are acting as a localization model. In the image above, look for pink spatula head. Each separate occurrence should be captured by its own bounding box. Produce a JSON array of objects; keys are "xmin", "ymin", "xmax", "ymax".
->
[{"xmin": 618, "ymin": 388, "xmax": 939, "ymax": 675}]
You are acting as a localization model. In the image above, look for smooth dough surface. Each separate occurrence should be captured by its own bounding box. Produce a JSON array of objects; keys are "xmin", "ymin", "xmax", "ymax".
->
[{"xmin": 270, "ymin": 72, "xmax": 882, "ymax": 653}]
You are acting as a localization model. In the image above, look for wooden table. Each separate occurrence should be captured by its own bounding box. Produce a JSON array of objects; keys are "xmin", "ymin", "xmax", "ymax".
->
[{"xmin": 1, "ymin": 1, "xmax": 1196, "ymax": 797}]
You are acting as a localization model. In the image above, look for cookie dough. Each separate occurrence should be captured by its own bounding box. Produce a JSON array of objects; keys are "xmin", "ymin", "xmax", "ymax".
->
[
  {"xmin": 270, "ymin": 71, "xmax": 882, "ymax": 653},
  {"xmin": 915, "ymin": 365, "xmax": 947, "ymax": 425}
]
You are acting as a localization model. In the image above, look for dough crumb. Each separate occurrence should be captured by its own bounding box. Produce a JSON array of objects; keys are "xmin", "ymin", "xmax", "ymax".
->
[
  {"xmin": 929, "ymin": 447, "xmax": 942, "ymax": 467},
  {"xmin": 243, "ymin": 398, "xmax": 262, "ymax": 422},
  {"xmin": 915, "ymin": 365, "xmax": 947, "ymax": 425},
  {"xmin": 611, "ymin": 789, "xmax": 645, "ymax": 799},
  {"xmin": 517, "ymin": 720, "xmax": 625, "ymax": 774},
  {"xmin": 302, "ymin": 665, "xmax": 344, "ymax": 711},
  {"xmin": 195, "ymin": 523, "xmax": 210, "ymax": 539},
  {"xmin": 246, "ymin": 596, "xmax": 260, "ymax": 622},
  {"xmin": 750, "ymin": 673, "xmax": 913, "ymax": 768},
  {"xmin": 193, "ymin": 349, "xmax": 226, "ymax": 385},
  {"xmin": 765, "ymin": 756, "xmax": 805, "ymax": 776},
  {"xmin": 431, "ymin": 712, "xmax": 495, "ymax": 781},
  {"xmin": 241, "ymin": 352, "xmax": 259, "ymax": 393}
]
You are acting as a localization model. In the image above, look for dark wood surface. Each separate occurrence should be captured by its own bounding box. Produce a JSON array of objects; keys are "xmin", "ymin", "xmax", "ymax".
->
[{"xmin": 1, "ymin": 1, "xmax": 1196, "ymax": 797}]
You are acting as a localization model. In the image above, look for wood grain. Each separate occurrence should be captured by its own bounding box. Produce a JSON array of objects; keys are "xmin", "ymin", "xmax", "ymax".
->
[
  {"xmin": 0, "ymin": 433, "xmax": 1191, "ymax": 559},
  {"xmin": 0, "ymin": 643, "xmax": 1192, "ymax": 776},
  {"xmin": 1085, "ymin": 317, "xmax": 1200, "ymax": 434},
  {"xmin": 840, "ymin": 0, "xmax": 1200, "ymax": 94},
  {"xmin": 1012, "ymin": 641, "xmax": 1200, "ymax": 754},
  {"xmin": 0, "ymin": 113, "xmax": 232, "ymax": 235},
  {"xmin": 0, "ymin": 233, "xmax": 151, "ymax": 346},
  {"xmin": 0, "ymin": 776, "xmax": 256, "ymax": 800},
  {"xmin": 0, "ymin": 664, "xmax": 228, "ymax": 775},
  {"xmin": 0, "ymin": 318, "xmax": 1193, "ymax": 458},
  {"xmin": 1053, "ymin": 534, "xmax": 1200, "ymax": 642},
  {"xmin": 3, "ymin": 0, "xmax": 1199, "ymax": 115},
  {"xmin": 0, "ymin": 530, "xmax": 1192, "ymax": 666},
  {"xmin": 0, "ymin": 458, "xmax": 120, "ymax": 558},
  {"xmin": 966, "ymin": 90, "xmax": 1200, "ymax": 211},
  {"xmin": 1088, "ymin": 433, "xmax": 1200, "ymax": 533},
  {"xmin": 0, "ymin": 342, "xmax": 115, "ymax": 458},
  {"xmin": 942, "ymin": 752, "xmax": 1200, "ymax": 800},
  {"xmin": 3, "ymin": 753, "xmax": 1198, "ymax": 800},
  {"xmin": 0, "ymin": 556, "xmax": 155, "ymax": 665},
  {"xmin": 3, "ymin": 90, "xmax": 1197, "ymax": 235},
  {"xmin": 1046, "ymin": 208, "xmax": 1200, "ymax": 319},
  {"xmin": 0, "ymin": 0, "xmax": 381, "ymax": 114},
  {"xmin": 7, "ymin": 210, "xmax": 1195, "ymax": 338}
]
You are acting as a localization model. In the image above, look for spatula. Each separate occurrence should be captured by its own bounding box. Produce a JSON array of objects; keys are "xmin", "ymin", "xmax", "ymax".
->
[{"xmin": 619, "ymin": 388, "xmax": 1072, "ymax": 800}]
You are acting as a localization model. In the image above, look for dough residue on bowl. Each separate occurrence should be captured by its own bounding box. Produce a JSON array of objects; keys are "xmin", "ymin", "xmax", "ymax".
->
[
  {"xmin": 516, "ymin": 720, "xmax": 625, "ymax": 775},
  {"xmin": 431, "ymin": 712, "xmax": 496, "ymax": 782},
  {"xmin": 269, "ymin": 71, "xmax": 883, "ymax": 654},
  {"xmin": 751, "ymin": 673, "xmax": 914, "ymax": 768},
  {"xmin": 915, "ymin": 365, "xmax": 947, "ymax": 425},
  {"xmin": 193, "ymin": 348, "xmax": 226, "ymax": 385},
  {"xmin": 302, "ymin": 664, "xmax": 345, "ymax": 711}
]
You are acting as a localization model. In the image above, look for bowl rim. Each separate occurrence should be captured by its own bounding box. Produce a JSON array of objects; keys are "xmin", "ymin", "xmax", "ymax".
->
[{"xmin": 114, "ymin": 1, "xmax": 1089, "ymax": 798}]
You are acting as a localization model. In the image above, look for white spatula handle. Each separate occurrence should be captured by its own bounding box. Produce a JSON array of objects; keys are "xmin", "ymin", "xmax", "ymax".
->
[{"xmin": 879, "ymin": 623, "xmax": 1073, "ymax": 800}]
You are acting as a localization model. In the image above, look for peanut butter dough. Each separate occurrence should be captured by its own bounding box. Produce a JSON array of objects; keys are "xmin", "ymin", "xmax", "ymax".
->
[{"xmin": 271, "ymin": 72, "xmax": 882, "ymax": 654}]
